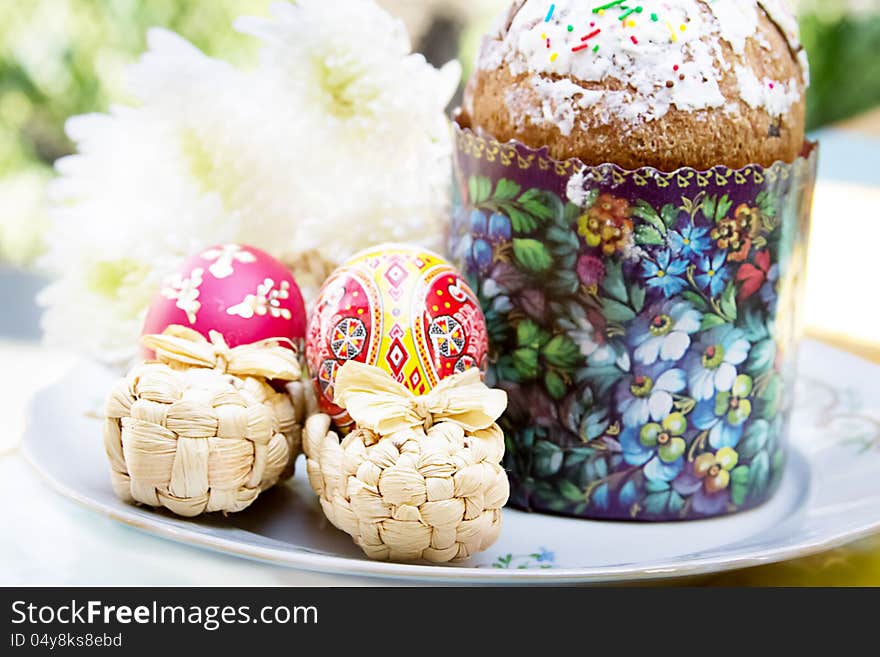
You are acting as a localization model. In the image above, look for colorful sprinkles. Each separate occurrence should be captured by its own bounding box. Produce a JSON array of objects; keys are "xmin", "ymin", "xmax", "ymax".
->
[
  {"xmin": 618, "ymin": 6, "xmax": 642, "ymax": 22},
  {"xmin": 593, "ymin": 0, "xmax": 626, "ymax": 12},
  {"xmin": 540, "ymin": 1, "xmax": 696, "ymax": 63}
]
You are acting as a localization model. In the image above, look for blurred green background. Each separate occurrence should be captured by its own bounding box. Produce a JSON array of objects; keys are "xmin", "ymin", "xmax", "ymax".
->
[{"xmin": 1, "ymin": 0, "xmax": 879, "ymax": 267}]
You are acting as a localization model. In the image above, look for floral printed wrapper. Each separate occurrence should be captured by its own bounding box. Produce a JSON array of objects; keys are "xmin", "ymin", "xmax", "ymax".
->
[{"xmin": 448, "ymin": 120, "xmax": 818, "ymax": 521}]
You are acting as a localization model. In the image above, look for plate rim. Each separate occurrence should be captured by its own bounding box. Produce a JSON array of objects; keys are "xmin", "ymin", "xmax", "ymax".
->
[
  {"xmin": 21, "ymin": 433, "xmax": 880, "ymax": 585},
  {"xmin": 20, "ymin": 339, "xmax": 880, "ymax": 585}
]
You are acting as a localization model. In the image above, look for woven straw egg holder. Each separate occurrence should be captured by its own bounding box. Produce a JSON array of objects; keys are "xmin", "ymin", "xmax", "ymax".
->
[
  {"xmin": 103, "ymin": 325, "xmax": 312, "ymax": 517},
  {"xmin": 303, "ymin": 360, "xmax": 510, "ymax": 564}
]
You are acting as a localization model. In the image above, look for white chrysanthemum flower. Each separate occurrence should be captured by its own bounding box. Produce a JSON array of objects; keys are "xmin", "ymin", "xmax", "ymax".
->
[
  {"xmin": 40, "ymin": 0, "xmax": 460, "ymax": 364},
  {"xmin": 234, "ymin": 0, "xmax": 460, "ymax": 255}
]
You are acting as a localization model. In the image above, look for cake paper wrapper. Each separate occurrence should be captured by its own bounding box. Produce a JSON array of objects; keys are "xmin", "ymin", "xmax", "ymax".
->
[{"xmin": 448, "ymin": 119, "xmax": 818, "ymax": 521}]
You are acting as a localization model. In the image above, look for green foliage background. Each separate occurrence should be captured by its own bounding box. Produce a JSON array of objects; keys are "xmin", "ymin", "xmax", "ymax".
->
[
  {"xmin": 0, "ymin": 0, "xmax": 878, "ymax": 265},
  {"xmin": 801, "ymin": 12, "xmax": 880, "ymax": 129},
  {"xmin": 0, "ymin": 0, "xmax": 271, "ymax": 179}
]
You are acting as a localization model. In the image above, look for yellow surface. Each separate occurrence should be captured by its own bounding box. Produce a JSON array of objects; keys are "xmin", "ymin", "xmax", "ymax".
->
[{"xmin": 702, "ymin": 108, "xmax": 880, "ymax": 586}]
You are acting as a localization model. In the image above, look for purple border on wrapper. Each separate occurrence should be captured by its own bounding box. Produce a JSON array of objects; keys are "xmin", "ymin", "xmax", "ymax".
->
[{"xmin": 448, "ymin": 119, "xmax": 818, "ymax": 521}]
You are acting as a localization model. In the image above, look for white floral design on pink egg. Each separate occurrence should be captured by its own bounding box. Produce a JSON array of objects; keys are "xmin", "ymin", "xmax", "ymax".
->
[
  {"xmin": 160, "ymin": 267, "xmax": 204, "ymax": 324},
  {"xmin": 226, "ymin": 278, "xmax": 292, "ymax": 320},
  {"xmin": 201, "ymin": 244, "xmax": 258, "ymax": 279}
]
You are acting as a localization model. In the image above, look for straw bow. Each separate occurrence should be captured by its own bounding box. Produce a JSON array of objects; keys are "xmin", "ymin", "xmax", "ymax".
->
[
  {"xmin": 333, "ymin": 360, "xmax": 507, "ymax": 435},
  {"xmin": 141, "ymin": 325, "xmax": 301, "ymax": 381}
]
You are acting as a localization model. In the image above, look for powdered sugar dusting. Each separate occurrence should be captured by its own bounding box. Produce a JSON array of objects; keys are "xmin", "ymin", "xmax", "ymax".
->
[{"xmin": 531, "ymin": 78, "xmax": 604, "ymax": 136}]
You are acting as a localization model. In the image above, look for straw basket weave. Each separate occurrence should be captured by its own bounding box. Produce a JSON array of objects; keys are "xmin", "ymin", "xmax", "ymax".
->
[
  {"xmin": 103, "ymin": 325, "xmax": 311, "ymax": 517},
  {"xmin": 303, "ymin": 360, "xmax": 509, "ymax": 563}
]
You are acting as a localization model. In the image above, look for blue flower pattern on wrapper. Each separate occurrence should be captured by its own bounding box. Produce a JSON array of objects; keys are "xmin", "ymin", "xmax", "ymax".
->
[
  {"xmin": 449, "ymin": 127, "xmax": 817, "ymax": 521},
  {"xmin": 643, "ymin": 250, "xmax": 689, "ymax": 298},
  {"xmin": 696, "ymin": 251, "xmax": 731, "ymax": 297},
  {"xmin": 669, "ymin": 225, "xmax": 712, "ymax": 259}
]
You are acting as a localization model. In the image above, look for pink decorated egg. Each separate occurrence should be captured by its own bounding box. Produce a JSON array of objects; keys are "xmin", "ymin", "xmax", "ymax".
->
[
  {"xmin": 143, "ymin": 244, "xmax": 306, "ymax": 349},
  {"xmin": 306, "ymin": 243, "xmax": 489, "ymax": 429}
]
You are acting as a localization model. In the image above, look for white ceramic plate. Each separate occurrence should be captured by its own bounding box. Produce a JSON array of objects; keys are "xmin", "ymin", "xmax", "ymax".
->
[{"xmin": 21, "ymin": 339, "xmax": 880, "ymax": 584}]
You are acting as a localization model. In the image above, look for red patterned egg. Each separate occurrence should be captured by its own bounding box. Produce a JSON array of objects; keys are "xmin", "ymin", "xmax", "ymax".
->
[
  {"xmin": 306, "ymin": 244, "xmax": 489, "ymax": 429},
  {"xmin": 143, "ymin": 244, "xmax": 306, "ymax": 349}
]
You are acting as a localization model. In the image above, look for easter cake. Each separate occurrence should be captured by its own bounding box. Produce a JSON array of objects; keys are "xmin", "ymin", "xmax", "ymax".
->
[
  {"xmin": 449, "ymin": 0, "xmax": 818, "ymax": 521},
  {"xmin": 462, "ymin": 0, "xmax": 808, "ymax": 171}
]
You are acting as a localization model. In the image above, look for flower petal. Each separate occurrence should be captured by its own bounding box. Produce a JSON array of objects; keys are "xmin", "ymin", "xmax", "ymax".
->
[
  {"xmin": 470, "ymin": 210, "xmax": 488, "ymax": 235},
  {"xmin": 694, "ymin": 453, "xmax": 716, "ymax": 476},
  {"xmin": 623, "ymin": 398, "xmax": 650, "ymax": 428},
  {"xmin": 661, "ymin": 276, "xmax": 688, "ymax": 297},
  {"xmin": 709, "ymin": 420, "xmax": 744, "ymax": 449},
  {"xmin": 482, "ymin": 278, "xmax": 502, "ymax": 299},
  {"xmin": 657, "ymin": 250, "xmax": 671, "ymax": 269},
  {"xmin": 692, "ymin": 400, "xmax": 719, "ymax": 430},
  {"xmin": 735, "ymin": 263, "xmax": 765, "ymax": 301},
  {"xmin": 662, "ymin": 412, "xmax": 688, "ymax": 435},
  {"xmin": 648, "ymin": 391, "xmax": 673, "ymax": 421},
  {"xmin": 620, "ymin": 428, "xmax": 654, "ymax": 466},
  {"xmin": 716, "ymin": 447, "xmax": 739, "ymax": 470},
  {"xmin": 727, "ymin": 399, "xmax": 753, "ymax": 426},
  {"xmin": 658, "ymin": 437, "xmax": 686, "ymax": 463},
  {"xmin": 709, "ymin": 272, "xmax": 729, "ymax": 297},
  {"xmin": 705, "ymin": 469, "xmax": 731, "ymax": 493},
  {"xmin": 634, "ymin": 337, "xmax": 662, "ymax": 365},
  {"xmin": 755, "ymin": 250, "xmax": 772, "ymax": 273},
  {"xmin": 714, "ymin": 363, "xmax": 737, "ymax": 392},
  {"xmin": 673, "ymin": 471, "xmax": 703, "ymax": 495},
  {"xmin": 655, "ymin": 368, "xmax": 687, "ymax": 393},
  {"xmin": 644, "ymin": 456, "xmax": 683, "ymax": 482},
  {"xmin": 724, "ymin": 338, "xmax": 750, "ymax": 366},
  {"xmin": 639, "ymin": 423, "xmax": 662, "ymax": 447},
  {"xmin": 672, "ymin": 306, "xmax": 701, "ymax": 333},
  {"xmin": 659, "ymin": 331, "xmax": 690, "ymax": 362},
  {"xmin": 732, "ymin": 374, "xmax": 754, "ymax": 397},
  {"xmin": 690, "ymin": 368, "xmax": 716, "ymax": 401},
  {"xmin": 715, "ymin": 391, "xmax": 731, "ymax": 416},
  {"xmin": 692, "ymin": 488, "xmax": 729, "ymax": 515},
  {"xmin": 642, "ymin": 260, "xmax": 660, "ymax": 277},
  {"xmin": 667, "ymin": 258, "xmax": 688, "ymax": 276}
]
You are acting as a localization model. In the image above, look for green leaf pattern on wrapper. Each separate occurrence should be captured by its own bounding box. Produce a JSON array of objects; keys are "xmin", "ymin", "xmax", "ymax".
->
[{"xmin": 513, "ymin": 239, "xmax": 553, "ymax": 273}]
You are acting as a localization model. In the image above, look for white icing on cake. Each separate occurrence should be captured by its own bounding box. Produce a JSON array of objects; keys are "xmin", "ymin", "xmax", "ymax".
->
[
  {"xmin": 476, "ymin": 0, "xmax": 808, "ymax": 134},
  {"xmin": 735, "ymin": 65, "xmax": 801, "ymax": 116}
]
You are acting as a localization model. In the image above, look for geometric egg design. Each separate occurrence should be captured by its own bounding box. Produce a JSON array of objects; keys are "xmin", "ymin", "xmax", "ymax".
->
[{"xmin": 306, "ymin": 243, "xmax": 489, "ymax": 429}]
